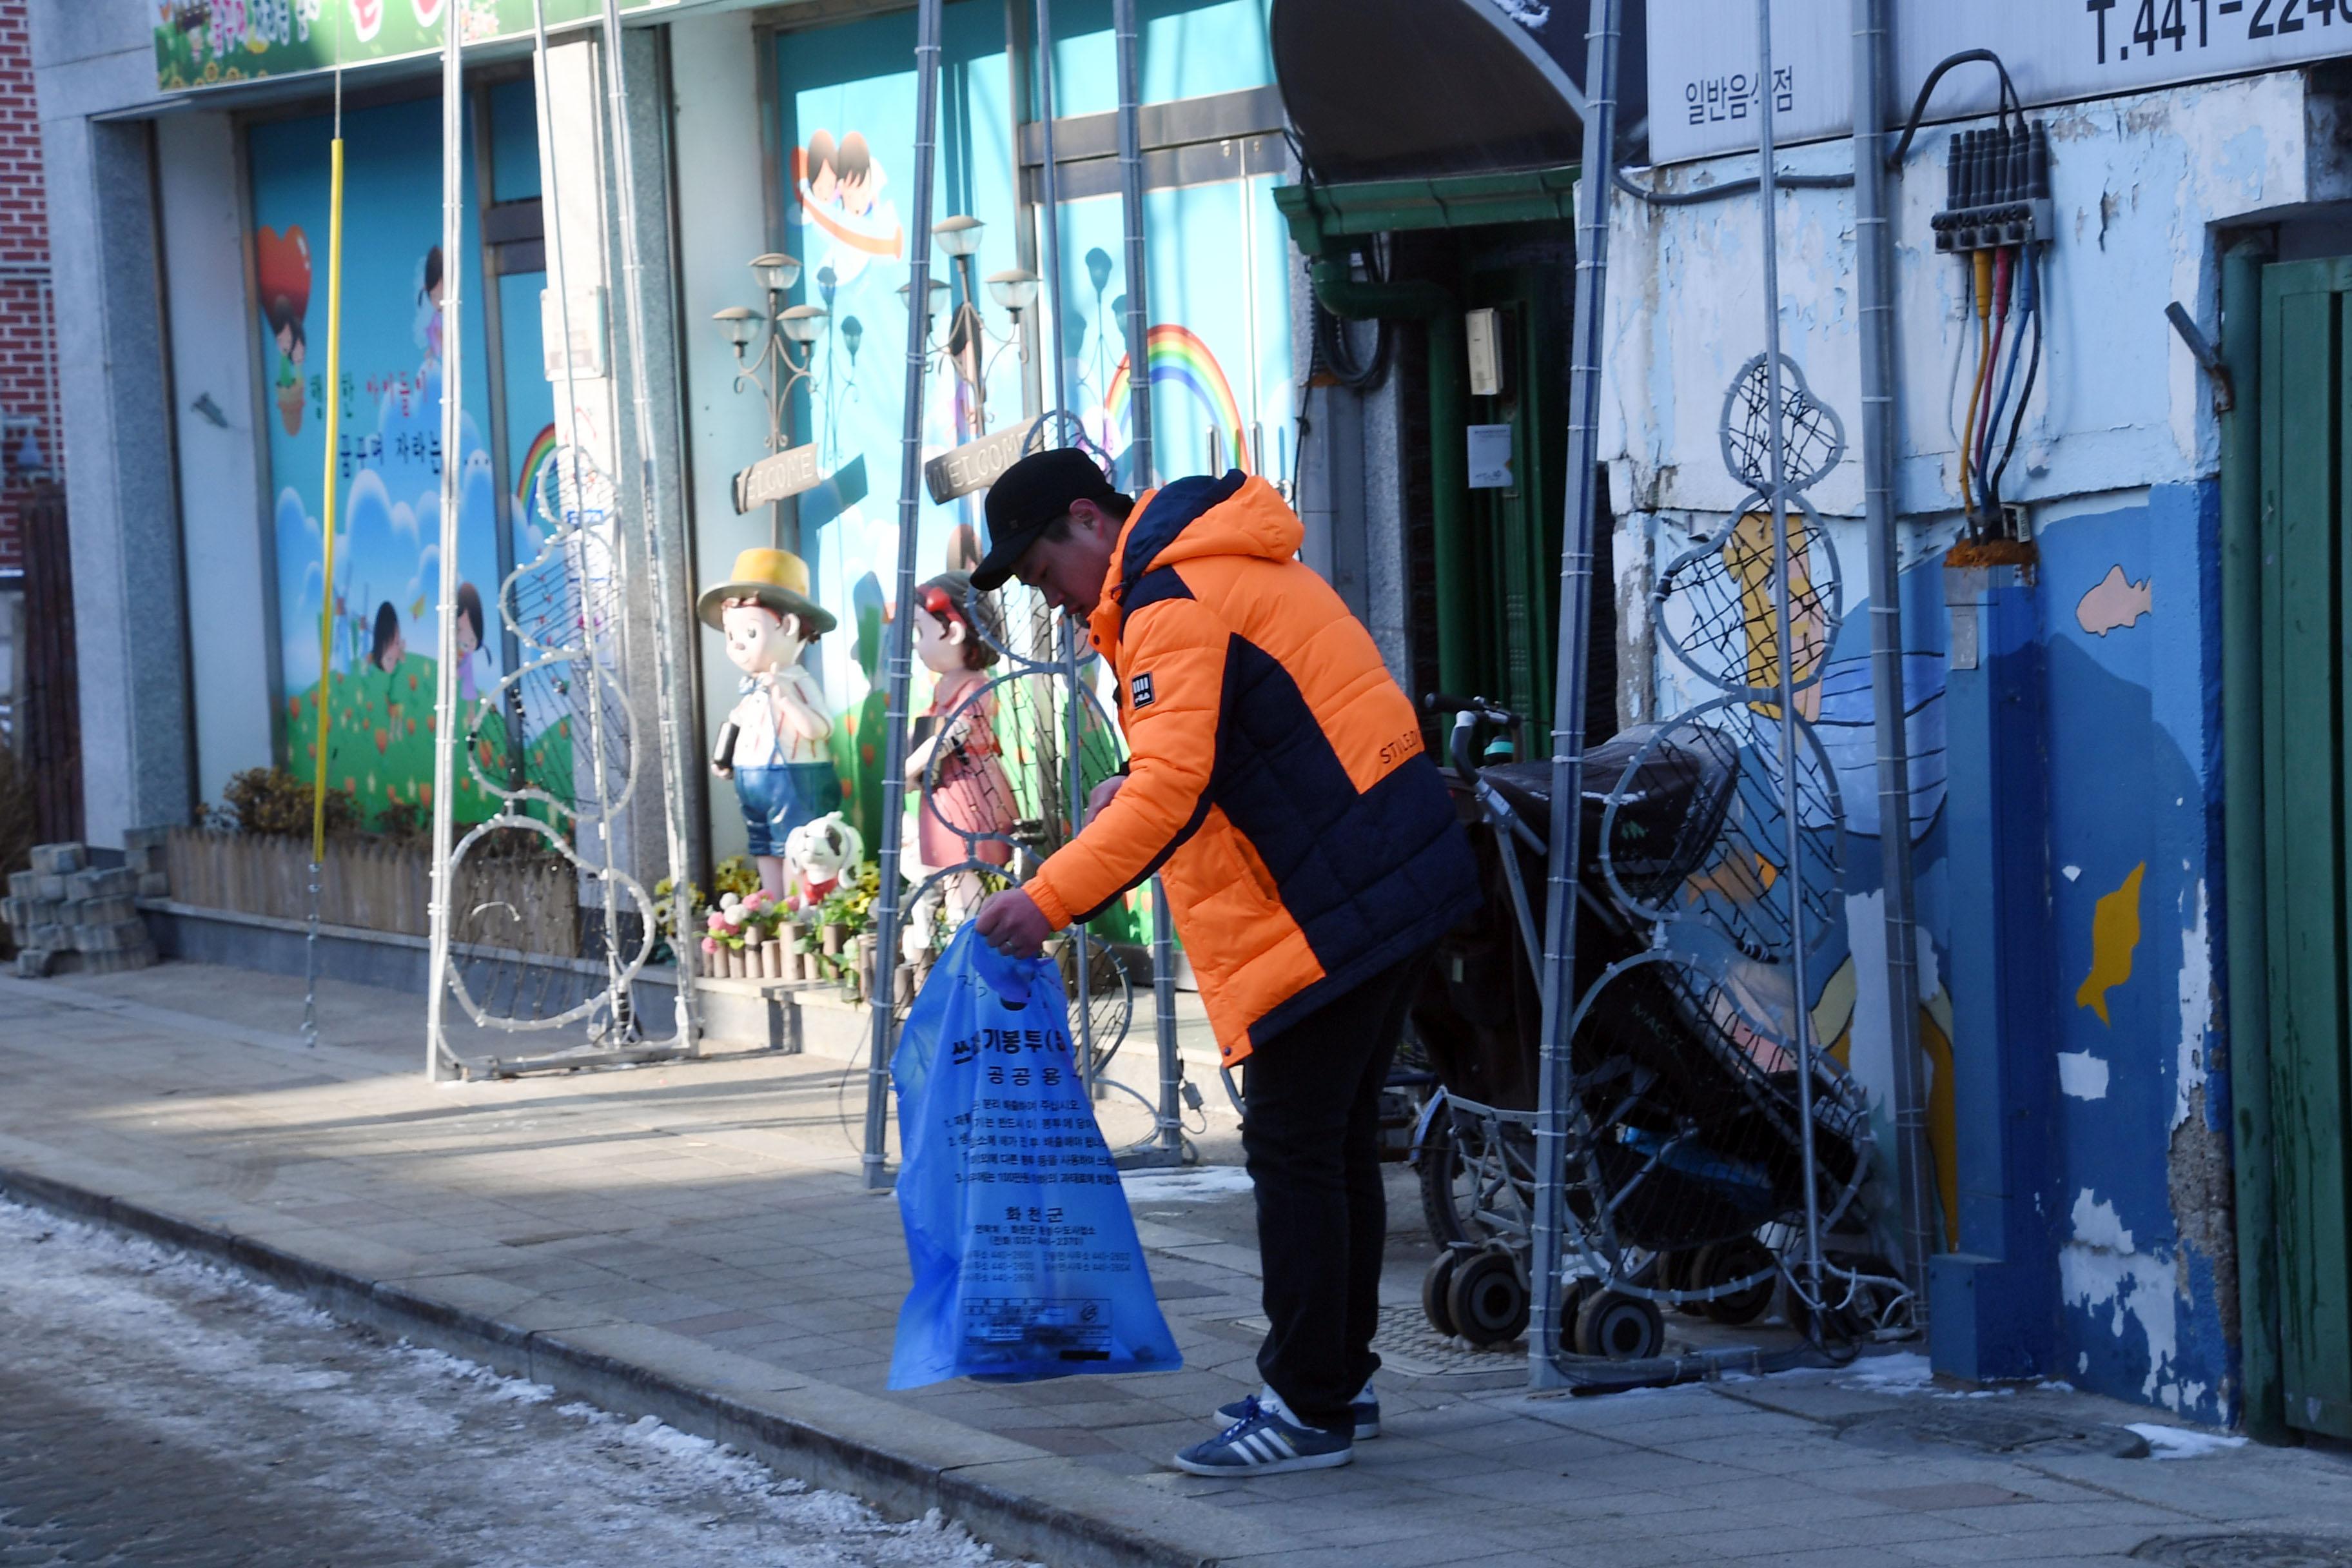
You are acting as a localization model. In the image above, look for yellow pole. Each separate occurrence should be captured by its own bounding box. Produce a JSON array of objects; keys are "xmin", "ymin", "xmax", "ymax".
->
[{"xmin": 309, "ymin": 137, "xmax": 346, "ymax": 863}]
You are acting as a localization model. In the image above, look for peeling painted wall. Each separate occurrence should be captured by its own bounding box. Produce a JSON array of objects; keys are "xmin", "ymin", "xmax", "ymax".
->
[{"xmin": 1596, "ymin": 70, "xmax": 2300, "ymax": 1423}]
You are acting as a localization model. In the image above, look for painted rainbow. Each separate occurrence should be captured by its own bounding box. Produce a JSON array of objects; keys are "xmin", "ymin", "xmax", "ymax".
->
[
  {"xmin": 1104, "ymin": 324, "xmax": 1249, "ymax": 471},
  {"xmin": 515, "ymin": 422, "xmax": 558, "ymax": 514}
]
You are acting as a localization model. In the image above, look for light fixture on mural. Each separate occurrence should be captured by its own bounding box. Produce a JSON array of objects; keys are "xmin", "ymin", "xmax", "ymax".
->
[
  {"xmin": 711, "ymin": 253, "xmax": 830, "ymax": 544},
  {"xmin": 905, "ymin": 214, "xmax": 1037, "ymax": 437}
]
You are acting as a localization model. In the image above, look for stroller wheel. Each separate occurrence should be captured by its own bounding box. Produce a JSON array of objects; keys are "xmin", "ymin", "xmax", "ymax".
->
[
  {"xmin": 1694, "ymin": 1238, "xmax": 1778, "ymax": 1325},
  {"xmin": 1574, "ymin": 1289, "xmax": 1666, "ymax": 1362},
  {"xmin": 1556, "ymin": 1275, "xmax": 1600, "ymax": 1351},
  {"xmin": 1415, "ymin": 1110, "xmax": 1477, "ymax": 1247},
  {"xmin": 1446, "ymin": 1250, "xmax": 1530, "ymax": 1348},
  {"xmin": 1421, "ymin": 1250, "xmax": 1462, "ymax": 1337}
]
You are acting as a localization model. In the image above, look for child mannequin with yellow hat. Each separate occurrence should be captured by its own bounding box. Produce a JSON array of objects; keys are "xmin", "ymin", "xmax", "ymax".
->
[{"xmin": 698, "ymin": 547, "xmax": 840, "ymax": 904}]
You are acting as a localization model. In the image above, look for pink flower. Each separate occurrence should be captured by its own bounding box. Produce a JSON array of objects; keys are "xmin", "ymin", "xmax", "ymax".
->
[
  {"xmin": 706, "ymin": 911, "xmax": 725, "ymax": 932},
  {"xmin": 701, "ymin": 937, "xmax": 717, "ymax": 955}
]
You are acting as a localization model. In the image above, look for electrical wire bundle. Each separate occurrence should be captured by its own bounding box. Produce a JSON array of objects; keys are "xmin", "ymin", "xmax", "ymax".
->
[{"xmin": 1944, "ymin": 119, "xmax": 2050, "ymax": 535}]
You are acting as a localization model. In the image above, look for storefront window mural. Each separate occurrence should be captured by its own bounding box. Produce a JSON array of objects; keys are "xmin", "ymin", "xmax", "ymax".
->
[
  {"xmin": 248, "ymin": 90, "xmax": 552, "ymax": 829},
  {"xmin": 747, "ymin": 0, "xmax": 1291, "ymax": 887}
]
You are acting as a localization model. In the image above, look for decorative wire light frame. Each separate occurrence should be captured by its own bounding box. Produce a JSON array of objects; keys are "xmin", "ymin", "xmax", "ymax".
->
[
  {"xmin": 1541, "ymin": 345, "xmax": 1883, "ymax": 1328},
  {"xmin": 1654, "ymin": 491, "xmax": 1844, "ymax": 701},
  {"xmin": 894, "ymin": 567, "xmax": 1177, "ymax": 1153},
  {"xmin": 1721, "ymin": 351, "xmax": 1845, "ymax": 499},
  {"xmin": 1554, "ymin": 949, "xmax": 1874, "ymax": 1300},
  {"xmin": 1596, "ymin": 696, "xmax": 1845, "ymax": 963},
  {"xmin": 442, "ymin": 447, "xmax": 660, "ymax": 1043}
]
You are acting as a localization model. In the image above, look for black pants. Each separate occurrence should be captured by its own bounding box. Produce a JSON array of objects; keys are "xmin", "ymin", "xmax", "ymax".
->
[{"xmin": 1240, "ymin": 956, "xmax": 1424, "ymax": 1434}]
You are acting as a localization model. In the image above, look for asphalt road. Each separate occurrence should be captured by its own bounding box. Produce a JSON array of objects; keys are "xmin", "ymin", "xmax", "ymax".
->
[{"xmin": 0, "ymin": 1199, "xmax": 1024, "ymax": 1567}]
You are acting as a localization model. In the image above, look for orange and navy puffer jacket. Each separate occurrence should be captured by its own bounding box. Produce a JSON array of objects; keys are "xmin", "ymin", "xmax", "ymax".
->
[{"xmin": 1024, "ymin": 471, "xmax": 1480, "ymax": 1066}]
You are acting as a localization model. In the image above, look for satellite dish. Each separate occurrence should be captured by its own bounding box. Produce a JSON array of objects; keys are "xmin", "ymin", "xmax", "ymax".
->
[{"xmin": 1273, "ymin": 0, "xmax": 1646, "ymax": 185}]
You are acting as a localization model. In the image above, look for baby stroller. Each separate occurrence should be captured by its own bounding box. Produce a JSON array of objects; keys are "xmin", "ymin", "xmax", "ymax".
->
[{"xmin": 1410, "ymin": 696, "xmax": 1896, "ymax": 1362}]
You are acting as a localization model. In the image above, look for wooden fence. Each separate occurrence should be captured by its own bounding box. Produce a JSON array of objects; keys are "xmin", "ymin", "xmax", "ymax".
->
[{"xmin": 163, "ymin": 828, "xmax": 578, "ymax": 958}]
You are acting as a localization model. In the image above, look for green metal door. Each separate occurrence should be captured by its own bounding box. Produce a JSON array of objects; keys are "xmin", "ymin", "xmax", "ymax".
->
[
  {"xmin": 2259, "ymin": 257, "xmax": 2352, "ymax": 1440},
  {"xmin": 1462, "ymin": 267, "xmax": 1566, "ymax": 754}
]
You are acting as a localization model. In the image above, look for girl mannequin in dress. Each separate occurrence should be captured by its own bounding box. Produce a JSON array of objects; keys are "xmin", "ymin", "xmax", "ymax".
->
[{"xmin": 903, "ymin": 571, "xmax": 1014, "ymax": 929}]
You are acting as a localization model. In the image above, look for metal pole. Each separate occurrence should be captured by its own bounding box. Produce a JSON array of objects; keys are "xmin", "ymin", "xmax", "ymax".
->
[
  {"xmin": 425, "ymin": 6, "xmax": 466, "ymax": 1082},
  {"xmin": 1113, "ymin": 0, "xmax": 1150, "ymax": 482},
  {"xmin": 598, "ymin": 0, "xmax": 701, "ymax": 1053},
  {"xmin": 1851, "ymin": 0, "xmax": 1934, "ymax": 1323},
  {"xmin": 863, "ymin": 0, "xmax": 946, "ymax": 1190},
  {"xmin": 305, "ymin": 74, "xmax": 347, "ymax": 1051},
  {"xmin": 1756, "ymin": 0, "xmax": 1827, "ymax": 1311},
  {"xmin": 1112, "ymin": 0, "xmax": 1181, "ymax": 1161},
  {"xmin": 1529, "ymin": 0, "xmax": 1621, "ymax": 1388},
  {"xmin": 1035, "ymin": 0, "xmax": 1067, "ymax": 426}
]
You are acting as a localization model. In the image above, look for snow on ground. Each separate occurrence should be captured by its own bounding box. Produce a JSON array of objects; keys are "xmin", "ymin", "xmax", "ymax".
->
[
  {"xmin": 0, "ymin": 1198, "xmax": 1036, "ymax": 1567},
  {"xmin": 1120, "ymin": 1164, "xmax": 1257, "ymax": 1203},
  {"xmin": 2127, "ymin": 1422, "xmax": 2250, "ymax": 1460}
]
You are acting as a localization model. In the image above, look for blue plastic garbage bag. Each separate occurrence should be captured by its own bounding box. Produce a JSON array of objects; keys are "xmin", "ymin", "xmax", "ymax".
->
[{"xmin": 887, "ymin": 925, "xmax": 1182, "ymax": 1388}]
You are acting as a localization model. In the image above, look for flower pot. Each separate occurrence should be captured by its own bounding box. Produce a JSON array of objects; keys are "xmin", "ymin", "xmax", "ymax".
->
[
  {"xmin": 856, "ymin": 934, "xmax": 879, "ymax": 1003},
  {"xmin": 823, "ymin": 923, "xmax": 848, "ymax": 958},
  {"xmin": 747, "ymin": 943, "xmax": 767, "ymax": 980},
  {"xmin": 763, "ymin": 939, "xmax": 785, "ymax": 979}
]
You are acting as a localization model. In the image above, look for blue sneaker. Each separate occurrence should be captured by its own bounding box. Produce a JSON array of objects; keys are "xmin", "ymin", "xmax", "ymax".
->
[
  {"xmin": 1174, "ymin": 1393, "xmax": 1354, "ymax": 1476},
  {"xmin": 1216, "ymin": 1382, "xmax": 1380, "ymax": 1440}
]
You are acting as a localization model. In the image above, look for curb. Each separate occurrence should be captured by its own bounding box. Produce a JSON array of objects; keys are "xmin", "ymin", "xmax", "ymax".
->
[{"xmin": 0, "ymin": 1162, "xmax": 1275, "ymax": 1568}]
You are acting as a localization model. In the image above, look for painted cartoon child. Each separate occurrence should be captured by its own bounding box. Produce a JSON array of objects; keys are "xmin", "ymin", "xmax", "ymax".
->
[
  {"xmin": 698, "ymin": 548, "xmax": 840, "ymax": 904},
  {"xmin": 805, "ymin": 128, "xmax": 839, "ymax": 208},
  {"xmin": 836, "ymin": 132, "xmax": 883, "ymax": 218},
  {"xmin": 420, "ymin": 246, "xmax": 445, "ymax": 366},
  {"xmin": 453, "ymin": 581, "xmax": 487, "ymax": 707},
  {"xmin": 369, "ymin": 602, "xmax": 406, "ymax": 678},
  {"xmin": 272, "ymin": 317, "xmax": 306, "ymax": 435}
]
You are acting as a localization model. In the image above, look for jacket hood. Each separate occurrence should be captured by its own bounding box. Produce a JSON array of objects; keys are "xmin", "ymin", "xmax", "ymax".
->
[{"xmin": 1109, "ymin": 472, "xmax": 1302, "ymax": 598}]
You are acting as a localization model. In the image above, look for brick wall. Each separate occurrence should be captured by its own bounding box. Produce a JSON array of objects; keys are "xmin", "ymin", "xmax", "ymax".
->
[{"xmin": 0, "ymin": 0, "xmax": 57, "ymax": 579}]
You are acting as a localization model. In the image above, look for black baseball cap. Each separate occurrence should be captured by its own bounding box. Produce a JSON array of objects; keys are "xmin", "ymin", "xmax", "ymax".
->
[{"xmin": 972, "ymin": 447, "xmax": 1124, "ymax": 591}]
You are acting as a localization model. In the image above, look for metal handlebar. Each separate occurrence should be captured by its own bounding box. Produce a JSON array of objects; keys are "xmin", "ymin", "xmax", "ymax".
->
[{"xmin": 1424, "ymin": 692, "xmax": 1521, "ymax": 777}]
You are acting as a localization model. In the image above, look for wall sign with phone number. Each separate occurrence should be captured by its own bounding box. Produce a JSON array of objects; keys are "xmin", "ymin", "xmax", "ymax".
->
[
  {"xmin": 2090, "ymin": 0, "xmax": 2351, "ymax": 63},
  {"xmin": 1652, "ymin": 0, "xmax": 2352, "ymax": 164}
]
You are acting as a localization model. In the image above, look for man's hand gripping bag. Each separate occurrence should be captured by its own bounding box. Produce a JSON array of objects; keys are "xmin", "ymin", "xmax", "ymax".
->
[{"xmin": 887, "ymin": 925, "xmax": 1182, "ymax": 1387}]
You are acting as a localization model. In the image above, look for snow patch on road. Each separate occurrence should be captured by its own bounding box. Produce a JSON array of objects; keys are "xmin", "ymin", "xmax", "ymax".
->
[{"xmin": 0, "ymin": 1197, "xmax": 1026, "ymax": 1567}]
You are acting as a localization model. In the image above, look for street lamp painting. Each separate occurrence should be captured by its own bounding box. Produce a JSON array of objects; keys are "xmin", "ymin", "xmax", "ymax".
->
[
  {"xmin": 910, "ymin": 215, "xmax": 1033, "ymax": 441},
  {"xmin": 710, "ymin": 252, "xmax": 828, "ymax": 545}
]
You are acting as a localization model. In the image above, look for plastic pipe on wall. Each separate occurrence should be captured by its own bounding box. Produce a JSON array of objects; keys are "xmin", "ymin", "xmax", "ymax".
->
[
  {"xmin": 2219, "ymin": 233, "xmax": 2284, "ymax": 1442},
  {"xmin": 1305, "ymin": 248, "xmax": 1471, "ymax": 696},
  {"xmin": 1851, "ymin": 0, "xmax": 1935, "ymax": 1328}
]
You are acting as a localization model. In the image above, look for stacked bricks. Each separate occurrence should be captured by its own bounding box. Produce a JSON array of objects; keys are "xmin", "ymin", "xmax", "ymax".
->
[{"xmin": 3, "ymin": 842, "xmax": 159, "ymax": 977}]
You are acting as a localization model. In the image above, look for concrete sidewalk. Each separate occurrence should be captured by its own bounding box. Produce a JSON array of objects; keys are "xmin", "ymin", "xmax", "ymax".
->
[{"xmin": 1, "ymin": 961, "xmax": 2345, "ymax": 1568}]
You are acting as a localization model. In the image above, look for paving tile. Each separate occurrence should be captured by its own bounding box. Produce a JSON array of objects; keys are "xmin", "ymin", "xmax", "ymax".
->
[{"xmin": 12, "ymin": 961, "xmax": 2352, "ymax": 1568}]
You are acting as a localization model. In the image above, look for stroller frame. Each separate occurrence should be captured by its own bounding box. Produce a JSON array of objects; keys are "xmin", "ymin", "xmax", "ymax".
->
[{"xmin": 1413, "ymin": 697, "xmax": 1908, "ymax": 1381}]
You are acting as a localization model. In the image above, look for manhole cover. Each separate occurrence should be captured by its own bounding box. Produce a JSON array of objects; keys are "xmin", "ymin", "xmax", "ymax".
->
[
  {"xmin": 1835, "ymin": 1406, "xmax": 2150, "ymax": 1458},
  {"xmin": 1237, "ymin": 1305, "xmax": 1531, "ymax": 1379},
  {"xmin": 2132, "ymin": 1536, "xmax": 2352, "ymax": 1567}
]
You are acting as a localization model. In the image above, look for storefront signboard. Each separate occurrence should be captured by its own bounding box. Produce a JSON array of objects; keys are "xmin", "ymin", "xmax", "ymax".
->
[{"xmin": 157, "ymin": 0, "xmax": 673, "ymax": 94}]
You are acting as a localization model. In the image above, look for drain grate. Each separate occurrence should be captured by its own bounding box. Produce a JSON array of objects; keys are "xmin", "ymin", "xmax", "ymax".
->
[
  {"xmin": 1236, "ymin": 1304, "xmax": 1532, "ymax": 1379},
  {"xmin": 2132, "ymin": 1536, "xmax": 2352, "ymax": 1567},
  {"xmin": 1835, "ymin": 1405, "xmax": 2151, "ymax": 1458}
]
